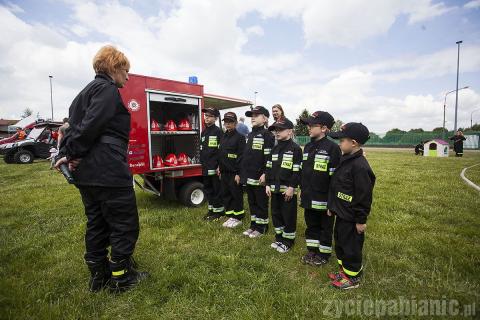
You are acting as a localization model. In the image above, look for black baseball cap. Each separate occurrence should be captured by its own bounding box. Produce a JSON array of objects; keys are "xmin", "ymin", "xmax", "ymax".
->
[
  {"xmin": 300, "ymin": 111, "xmax": 335, "ymax": 129},
  {"xmin": 222, "ymin": 111, "xmax": 237, "ymax": 122},
  {"xmin": 246, "ymin": 106, "xmax": 270, "ymax": 117},
  {"xmin": 202, "ymin": 107, "xmax": 220, "ymax": 117},
  {"xmin": 329, "ymin": 122, "xmax": 370, "ymax": 144},
  {"xmin": 268, "ymin": 118, "xmax": 294, "ymax": 131}
]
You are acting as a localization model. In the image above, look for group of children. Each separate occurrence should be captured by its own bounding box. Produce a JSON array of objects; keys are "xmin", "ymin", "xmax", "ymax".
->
[{"xmin": 199, "ymin": 106, "xmax": 375, "ymax": 289}]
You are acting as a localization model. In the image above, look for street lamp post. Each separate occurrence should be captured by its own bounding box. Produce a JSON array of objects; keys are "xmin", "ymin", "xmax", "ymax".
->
[
  {"xmin": 254, "ymin": 91, "xmax": 258, "ymax": 107},
  {"xmin": 471, "ymin": 108, "xmax": 480, "ymax": 129},
  {"xmin": 443, "ymin": 86, "xmax": 468, "ymax": 139},
  {"xmin": 453, "ymin": 40, "xmax": 462, "ymax": 132},
  {"xmin": 49, "ymin": 75, "xmax": 54, "ymax": 120}
]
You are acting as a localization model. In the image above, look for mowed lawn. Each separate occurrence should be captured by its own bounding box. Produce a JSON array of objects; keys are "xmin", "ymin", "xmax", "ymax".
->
[{"xmin": 0, "ymin": 149, "xmax": 479, "ymax": 319}]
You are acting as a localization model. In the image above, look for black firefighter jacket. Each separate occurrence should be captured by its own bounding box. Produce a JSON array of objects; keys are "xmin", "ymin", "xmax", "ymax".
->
[
  {"xmin": 265, "ymin": 139, "xmax": 303, "ymax": 193},
  {"xmin": 200, "ymin": 124, "xmax": 222, "ymax": 176},
  {"xmin": 59, "ymin": 73, "xmax": 132, "ymax": 187},
  {"xmin": 219, "ymin": 129, "xmax": 245, "ymax": 174},
  {"xmin": 300, "ymin": 136, "xmax": 341, "ymax": 210},
  {"xmin": 328, "ymin": 149, "xmax": 375, "ymax": 224},
  {"xmin": 240, "ymin": 126, "xmax": 275, "ymax": 185}
]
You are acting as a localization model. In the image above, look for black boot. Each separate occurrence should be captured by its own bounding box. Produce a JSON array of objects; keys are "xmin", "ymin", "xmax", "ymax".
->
[
  {"xmin": 86, "ymin": 259, "xmax": 110, "ymax": 292},
  {"xmin": 109, "ymin": 257, "xmax": 149, "ymax": 292}
]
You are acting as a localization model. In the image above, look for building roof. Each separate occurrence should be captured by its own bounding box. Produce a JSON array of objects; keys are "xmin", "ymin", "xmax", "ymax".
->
[{"xmin": 0, "ymin": 119, "xmax": 20, "ymax": 126}]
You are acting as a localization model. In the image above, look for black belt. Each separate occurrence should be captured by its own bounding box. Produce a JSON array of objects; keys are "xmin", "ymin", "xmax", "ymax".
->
[{"xmin": 99, "ymin": 135, "xmax": 128, "ymax": 150}]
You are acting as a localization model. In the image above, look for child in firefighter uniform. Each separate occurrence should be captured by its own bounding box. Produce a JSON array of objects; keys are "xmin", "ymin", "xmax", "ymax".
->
[
  {"xmin": 299, "ymin": 111, "xmax": 341, "ymax": 266},
  {"xmin": 240, "ymin": 106, "xmax": 275, "ymax": 238},
  {"xmin": 200, "ymin": 107, "xmax": 225, "ymax": 221},
  {"xmin": 327, "ymin": 123, "xmax": 376, "ymax": 289},
  {"xmin": 219, "ymin": 112, "xmax": 246, "ymax": 228},
  {"xmin": 265, "ymin": 118, "xmax": 302, "ymax": 253}
]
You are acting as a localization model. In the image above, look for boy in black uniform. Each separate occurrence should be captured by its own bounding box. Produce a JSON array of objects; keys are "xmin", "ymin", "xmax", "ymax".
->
[
  {"xmin": 240, "ymin": 106, "xmax": 275, "ymax": 238},
  {"xmin": 299, "ymin": 111, "xmax": 341, "ymax": 266},
  {"xmin": 449, "ymin": 130, "xmax": 466, "ymax": 157},
  {"xmin": 219, "ymin": 112, "xmax": 246, "ymax": 228},
  {"xmin": 327, "ymin": 123, "xmax": 376, "ymax": 289},
  {"xmin": 266, "ymin": 118, "xmax": 302, "ymax": 253},
  {"xmin": 200, "ymin": 107, "xmax": 224, "ymax": 221}
]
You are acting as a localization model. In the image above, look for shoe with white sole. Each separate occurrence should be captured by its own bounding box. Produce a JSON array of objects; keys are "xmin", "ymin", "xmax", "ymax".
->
[
  {"xmin": 270, "ymin": 241, "xmax": 282, "ymax": 249},
  {"xmin": 249, "ymin": 230, "xmax": 263, "ymax": 238},
  {"xmin": 222, "ymin": 217, "xmax": 234, "ymax": 227},
  {"xmin": 242, "ymin": 228, "xmax": 254, "ymax": 236},
  {"xmin": 276, "ymin": 243, "xmax": 291, "ymax": 253},
  {"xmin": 226, "ymin": 218, "xmax": 242, "ymax": 228}
]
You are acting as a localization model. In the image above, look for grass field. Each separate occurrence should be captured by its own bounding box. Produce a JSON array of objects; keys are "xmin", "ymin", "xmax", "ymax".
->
[{"xmin": 1, "ymin": 149, "xmax": 479, "ymax": 319}]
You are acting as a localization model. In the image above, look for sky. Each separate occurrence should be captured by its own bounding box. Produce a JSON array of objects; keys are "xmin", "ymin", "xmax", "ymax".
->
[{"xmin": 0, "ymin": 0, "xmax": 479, "ymax": 133}]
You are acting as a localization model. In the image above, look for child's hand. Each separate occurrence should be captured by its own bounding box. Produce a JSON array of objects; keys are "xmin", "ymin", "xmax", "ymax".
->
[
  {"xmin": 327, "ymin": 209, "xmax": 332, "ymax": 216},
  {"xmin": 234, "ymin": 175, "xmax": 240, "ymax": 185},
  {"xmin": 265, "ymin": 186, "xmax": 271, "ymax": 197},
  {"xmin": 283, "ymin": 187, "xmax": 294, "ymax": 201},
  {"xmin": 356, "ymin": 223, "xmax": 366, "ymax": 234},
  {"xmin": 259, "ymin": 173, "xmax": 266, "ymax": 185}
]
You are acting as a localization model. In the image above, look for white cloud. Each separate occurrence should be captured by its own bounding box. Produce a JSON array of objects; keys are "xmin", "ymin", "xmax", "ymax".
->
[
  {"xmin": 0, "ymin": 0, "xmax": 477, "ymax": 133},
  {"xmin": 281, "ymin": 0, "xmax": 454, "ymax": 47},
  {"xmin": 245, "ymin": 25, "xmax": 264, "ymax": 37},
  {"xmin": 464, "ymin": 0, "xmax": 480, "ymax": 9}
]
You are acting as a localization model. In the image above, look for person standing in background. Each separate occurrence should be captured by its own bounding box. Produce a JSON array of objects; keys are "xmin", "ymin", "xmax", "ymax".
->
[
  {"xmin": 449, "ymin": 130, "xmax": 467, "ymax": 157},
  {"xmin": 236, "ymin": 116, "xmax": 250, "ymax": 137}
]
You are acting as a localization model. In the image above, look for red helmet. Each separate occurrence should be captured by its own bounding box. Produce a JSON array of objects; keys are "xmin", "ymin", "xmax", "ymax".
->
[
  {"xmin": 164, "ymin": 120, "xmax": 177, "ymax": 131},
  {"xmin": 151, "ymin": 119, "xmax": 160, "ymax": 132},
  {"xmin": 164, "ymin": 153, "xmax": 178, "ymax": 166},
  {"xmin": 177, "ymin": 153, "xmax": 190, "ymax": 165},
  {"xmin": 177, "ymin": 118, "xmax": 192, "ymax": 131},
  {"xmin": 153, "ymin": 155, "xmax": 164, "ymax": 168}
]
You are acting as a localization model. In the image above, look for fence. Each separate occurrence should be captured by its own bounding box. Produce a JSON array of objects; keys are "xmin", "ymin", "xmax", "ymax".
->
[{"xmin": 294, "ymin": 131, "xmax": 480, "ymax": 149}]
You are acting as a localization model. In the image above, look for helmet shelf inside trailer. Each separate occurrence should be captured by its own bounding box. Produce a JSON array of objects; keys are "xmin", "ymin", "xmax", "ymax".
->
[{"xmin": 148, "ymin": 91, "xmax": 201, "ymax": 170}]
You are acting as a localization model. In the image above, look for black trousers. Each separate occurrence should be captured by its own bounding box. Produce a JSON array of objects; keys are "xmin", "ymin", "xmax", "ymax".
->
[
  {"xmin": 203, "ymin": 174, "xmax": 224, "ymax": 214},
  {"xmin": 304, "ymin": 208, "xmax": 334, "ymax": 258},
  {"xmin": 246, "ymin": 185, "xmax": 269, "ymax": 233},
  {"xmin": 271, "ymin": 193, "xmax": 297, "ymax": 247},
  {"xmin": 334, "ymin": 216, "xmax": 364, "ymax": 276},
  {"xmin": 220, "ymin": 172, "xmax": 244, "ymax": 219},
  {"xmin": 78, "ymin": 186, "xmax": 139, "ymax": 263}
]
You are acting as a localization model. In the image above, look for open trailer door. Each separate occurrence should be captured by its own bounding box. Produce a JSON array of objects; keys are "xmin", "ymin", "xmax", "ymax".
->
[{"xmin": 203, "ymin": 93, "xmax": 252, "ymax": 110}]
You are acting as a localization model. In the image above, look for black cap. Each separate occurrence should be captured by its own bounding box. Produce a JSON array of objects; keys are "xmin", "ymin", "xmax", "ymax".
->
[
  {"xmin": 268, "ymin": 118, "xmax": 294, "ymax": 131},
  {"xmin": 329, "ymin": 122, "xmax": 370, "ymax": 144},
  {"xmin": 300, "ymin": 111, "xmax": 335, "ymax": 129},
  {"xmin": 246, "ymin": 106, "xmax": 270, "ymax": 117},
  {"xmin": 202, "ymin": 107, "xmax": 220, "ymax": 117},
  {"xmin": 222, "ymin": 111, "xmax": 237, "ymax": 122}
]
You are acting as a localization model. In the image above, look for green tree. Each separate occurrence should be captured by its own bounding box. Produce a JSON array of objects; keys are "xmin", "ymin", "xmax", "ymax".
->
[
  {"xmin": 432, "ymin": 127, "xmax": 448, "ymax": 133},
  {"xmin": 294, "ymin": 108, "xmax": 310, "ymax": 136},
  {"xmin": 409, "ymin": 128, "xmax": 424, "ymax": 133},
  {"xmin": 21, "ymin": 108, "xmax": 33, "ymax": 119},
  {"xmin": 331, "ymin": 119, "xmax": 344, "ymax": 132}
]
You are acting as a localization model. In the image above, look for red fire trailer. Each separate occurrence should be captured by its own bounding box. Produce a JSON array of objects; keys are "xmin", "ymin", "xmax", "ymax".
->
[{"xmin": 119, "ymin": 74, "xmax": 252, "ymax": 207}]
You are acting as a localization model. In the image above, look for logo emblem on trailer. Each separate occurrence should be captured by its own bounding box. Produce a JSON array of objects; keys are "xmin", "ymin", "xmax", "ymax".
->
[{"xmin": 128, "ymin": 99, "xmax": 140, "ymax": 111}]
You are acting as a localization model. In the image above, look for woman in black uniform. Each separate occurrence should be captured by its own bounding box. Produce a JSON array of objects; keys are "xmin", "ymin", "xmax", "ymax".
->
[{"xmin": 56, "ymin": 45, "xmax": 148, "ymax": 293}]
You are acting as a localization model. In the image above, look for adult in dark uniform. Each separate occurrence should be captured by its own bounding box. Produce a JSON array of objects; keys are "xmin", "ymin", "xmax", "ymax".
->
[
  {"xmin": 449, "ymin": 131, "xmax": 467, "ymax": 157},
  {"xmin": 200, "ymin": 107, "xmax": 225, "ymax": 220},
  {"xmin": 55, "ymin": 45, "xmax": 148, "ymax": 293}
]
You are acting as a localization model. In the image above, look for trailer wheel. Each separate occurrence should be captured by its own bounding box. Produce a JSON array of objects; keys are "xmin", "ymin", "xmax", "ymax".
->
[
  {"xmin": 14, "ymin": 150, "xmax": 34, "ymax": 164},
  {"xmin": 179, "ymin": 182, "xmax": 205, "ymax": 207}
]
